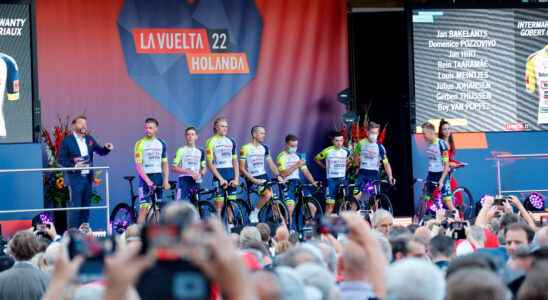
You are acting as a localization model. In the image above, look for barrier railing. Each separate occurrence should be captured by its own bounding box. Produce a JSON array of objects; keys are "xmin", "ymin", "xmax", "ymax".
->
[
  {"xmin": 495, "ymin": 153, "xmax": 548, "ymax": 195},
  {"xmin": 0, "ymin": 166, "xmax": 110, "ymax": 231}
]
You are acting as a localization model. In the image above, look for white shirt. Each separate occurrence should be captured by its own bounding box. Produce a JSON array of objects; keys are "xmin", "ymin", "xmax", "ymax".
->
[{"xmin": 74, "ymin": 132, "xmax": 89, "ymax": 175}]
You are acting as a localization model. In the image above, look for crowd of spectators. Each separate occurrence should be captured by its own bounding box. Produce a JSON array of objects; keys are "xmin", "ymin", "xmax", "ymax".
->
[{"xmin": 0, "ymin": 194, "xmax": 546, "ymax": 300}]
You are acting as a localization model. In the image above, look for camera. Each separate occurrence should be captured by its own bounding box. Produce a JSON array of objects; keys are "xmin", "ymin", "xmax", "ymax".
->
[
  {"xmin": 449, "ymin": 221, "xmax": 468, "ymax": 240},
  {"xmin": 137, "ymin": 223, "xmax": 211, "ymax": 300},
  {"xmin": 318, "ymin": 216, "xmax": 348, "ymax": 236},
  {"xmin": 494, "ymin": 198, "xmax": 508, "ymax": 206},
  {"xmin": 67, "ymin": 232, "xmax": 115, "ymax": 283}
]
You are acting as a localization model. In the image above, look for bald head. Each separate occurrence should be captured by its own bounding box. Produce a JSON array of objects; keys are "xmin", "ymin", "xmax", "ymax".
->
[
  {"xmin": 275, "ymin": 225, "xmax": 289, "ymax": 242},
  {"xmin": 535, "ymin": 227, "xmax": 548, "ymax": 247},
  {"xmin": 414, "ymin": 226, "xmax": 431, "ymax": 245},
  {"xmin": 341, "ymin": 240, "xmax": 369, "ymax": 281}
]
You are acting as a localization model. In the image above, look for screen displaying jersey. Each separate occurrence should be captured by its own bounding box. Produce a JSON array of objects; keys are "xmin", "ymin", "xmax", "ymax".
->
[
  {"xmin": 0, "ymin": 4, "xmax": 33, "ymax": 143},
  {"xmin": 425, "ymin": 138, "xmax": 449, "ymax": 173},
  {"xmin": 525, "ymin": 45, "xmax": 548, "ymax": 124},
  {"xmin": 412, "ymin": 8, "xmax": 548, "ymax": 132},
  {"xmin": 354, "ymin": 139, "xmax": 388, "ymax": 171},
  {"xmin": 276, "ymin": 151, "xmax": 307, "ymax": 181},
  {"xmin": 315, "ymin": 146, "xmax": 350, "ymax": 179},
  {"xmin": 205, "ymin": 135, "xmax": 237, "ymax": 169},
  {"xmin": 240, "ymin": 142, "xmax": 270, "ymax": 177},
  {"xmin": 172, "ymin": 146, "xmax": 205, "ymax": 177},
  {"xmin": 0, "ymin": 53, "xmax": 19, "ymax": 137},
  {"xmin": 134, "ymin": 137, "xmax": 168, "ymax": 174}
]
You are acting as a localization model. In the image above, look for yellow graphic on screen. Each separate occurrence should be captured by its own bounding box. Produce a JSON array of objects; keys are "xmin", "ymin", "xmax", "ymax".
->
[{"xmin": 525, "ymin": 45, "xmax": 548, "ymax": 125}]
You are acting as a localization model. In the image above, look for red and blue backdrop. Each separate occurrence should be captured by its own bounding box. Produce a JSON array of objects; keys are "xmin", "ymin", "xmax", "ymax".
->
[{"xmin": 7, "ymin": 0, "xmax": 349, "ymax": 230}]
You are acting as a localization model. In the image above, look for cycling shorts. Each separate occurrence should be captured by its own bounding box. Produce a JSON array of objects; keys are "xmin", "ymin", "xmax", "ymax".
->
[
  {"xmin": 426, "ymin": 172, "xmax": 452, "ymax": 201},
  {"xmin": 177, "ymin": 176, "xmax": 200, "ymax": 202},
  {"xmin": 354, "ymin": 169, "xmax": 381, "ymax": 195},
  {"xmin": 246, "ymin": 174, "xmax": 270, "ymax": 197},
  {"xmin": 213, "ymin": 168, "xmax": 237, "ymax": 203},
  {"xmin": 325, "ymin": 177, "xmax": 346, "ymax": 205},
  {"xmin": 138, "ymin": 173, "xmax": 163, "ymax": 207}
]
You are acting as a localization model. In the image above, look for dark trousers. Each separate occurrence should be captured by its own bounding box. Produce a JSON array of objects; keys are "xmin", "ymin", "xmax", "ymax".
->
[{"xmin": 68, "ymin": 175, "xmax": 92, "ymax": 228}]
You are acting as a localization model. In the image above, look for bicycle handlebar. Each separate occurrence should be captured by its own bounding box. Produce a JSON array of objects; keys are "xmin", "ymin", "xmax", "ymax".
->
[
  {"xmin": 298, "ymin": 182, "xmax": 323, "ymax": 189},
  {"xmin": 414, "ymin": 178, "xmax": 440, "ymax": 187}
]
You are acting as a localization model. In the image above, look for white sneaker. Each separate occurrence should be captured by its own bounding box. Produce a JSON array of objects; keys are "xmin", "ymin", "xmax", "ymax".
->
[{"xmin": 249, "ymin": 209, "xmax": 259, "ymax": 223}]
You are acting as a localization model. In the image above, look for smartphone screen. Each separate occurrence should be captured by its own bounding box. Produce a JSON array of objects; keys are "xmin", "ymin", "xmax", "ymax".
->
[
  {"xmin": 137, "ymin": 259, "xmax": 211, "ymax": 300},
  {"xmin": 68, "ymin": 235, "xmax": 113, "ymax": 283}
]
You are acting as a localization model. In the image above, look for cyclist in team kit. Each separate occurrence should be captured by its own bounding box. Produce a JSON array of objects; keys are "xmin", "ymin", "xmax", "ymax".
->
[
  {"xmin": 421, "ymin": 122, "xmax": 456, "ymax": 211},
  {"xmin": 205, "ymin": 117, "xmax": 240, "ymax": 216},
  {"xmin": 353, "ymin": 122, "xmax": 395, "ymax": 199},
  {"xmin": 171, "ymin": 127, "xmax": 207, "ymax": 202},
  {"xmin": 276, "ymin": 134, "xmax": 319, "ymax": 228},
  {"xmin": 134, "ymin": 118, "xmax": 171, "ymax": 223},
  {"xmin": 314, "ymin": 132, "xmax": 351, "ymax": 216},
  {"xmin": 240, "ymin": 126, "xmax": 284, "ymax": 223}
]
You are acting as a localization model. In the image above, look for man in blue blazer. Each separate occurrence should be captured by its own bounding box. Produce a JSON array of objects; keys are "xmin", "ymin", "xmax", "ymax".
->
[{"xmin": 58, "ymin": 115, "xmax": 113, "ymax": 228}]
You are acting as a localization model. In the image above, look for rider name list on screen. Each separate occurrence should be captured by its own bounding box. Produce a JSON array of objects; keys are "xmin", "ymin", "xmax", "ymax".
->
[{"xmin": 412, "ymin": 8, "xmax": 548, "ymax": 132}]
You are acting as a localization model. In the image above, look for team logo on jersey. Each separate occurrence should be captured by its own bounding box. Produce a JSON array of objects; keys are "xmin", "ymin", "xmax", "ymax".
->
[{"xmin": 117, "ymin": 0, "xmax": 262, "ymax": 128}]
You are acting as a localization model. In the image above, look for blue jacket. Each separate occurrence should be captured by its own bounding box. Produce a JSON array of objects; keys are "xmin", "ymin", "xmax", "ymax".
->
[{"xmin": 58, "ymin": 133, "xmax": 110, "ymax": 181}]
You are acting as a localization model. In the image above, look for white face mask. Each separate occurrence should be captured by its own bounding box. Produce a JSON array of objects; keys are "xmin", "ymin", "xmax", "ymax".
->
[
  {"xmin": 368, "ymin": 133, "xmax": 378, "ymax": 143},
  {"xmin": 287, "ymin": 146, "xmax": 297, "ymax": 154}
]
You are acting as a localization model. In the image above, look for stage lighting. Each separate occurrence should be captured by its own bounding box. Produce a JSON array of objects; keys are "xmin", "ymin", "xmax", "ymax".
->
[
  {"xmin": 525, "ymin": 192, "xmax": 545, "ymax": 212},
  {"xmin": 337, "ymin": 88, "xmax": 350, "ymax": 104},
  {"xmin": 342, "ymin": 111, "xmax": 358, "ymax": 124}
]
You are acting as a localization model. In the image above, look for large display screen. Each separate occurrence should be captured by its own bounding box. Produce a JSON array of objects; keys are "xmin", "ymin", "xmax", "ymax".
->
[
  {"xmin": 412, "ymin": 8, "xmax": 548, "ymax": 132},
  {"xmin": 0, "ymin": 3, "xmax": 33, "ymax": 143}
]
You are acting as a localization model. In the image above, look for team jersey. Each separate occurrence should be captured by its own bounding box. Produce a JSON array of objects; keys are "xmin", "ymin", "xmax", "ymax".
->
[
  {"xmin": 425, "ymin": 138, "xmax": 449, "ymax": 173},
  {"xmin": 315, "ymin": 146, "xmax": 350, "ymax": 179},
  {"xmin": 172, "ymin": 145, "xmax": 205, "ymax": 177},
  {"xmin": 525, "ymin": 46, "xmax": 548, "ymax": 124},
  {"xmin": 205, "ymin": 134, "xmax": 237, "ymax": 169},
  {"xmin": 354, "ymin": 139, "xmax": 388, "ymax": 171},
  {"xmin": 134, "ymin": 136, "xmax": 168, "ymax": 174},
  {"xmin": 276, "ymin": 151, "xmax": 308, "ymax": 180},
  {"xmin": 240, "ymin": 142, "xmax": 270, "ymax": 177},
  {"xmin": 0, "ymin": 53, "xmax": 19, "ymax": 137}
]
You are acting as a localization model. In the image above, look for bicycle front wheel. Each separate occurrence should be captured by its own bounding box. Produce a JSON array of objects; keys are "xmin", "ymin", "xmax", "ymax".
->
[
  {"xmin": 110, "ymin": 203, "xmax": 133, "ymax": 234},
  {"xmin": 453, "ymin": 186, "xmax": 474, "ymax": 220},
  {"xmin": 295, "ymin": 197, "xmax": 323, "ymax": 231},
  {"xmin": 367, "ymin": 193, "xmax": 393, "ymax": 214},
  {"xmin": 258, "ymin": 199, "xmax": 289, "ymax": 228},
  {"xmin": 222, "ymin": 201, "xmax": 246, "ymax": 230},
  {"xmin": 337, "ymin": 197, "xmax": 358, "ymax": 214},
  {"xmin": 145, "ymin": 206, "xmax": 160, "ymax": 224},
  {"xmin": 197, "ymin": 200, "xmax": 216, "ymax": 220}
]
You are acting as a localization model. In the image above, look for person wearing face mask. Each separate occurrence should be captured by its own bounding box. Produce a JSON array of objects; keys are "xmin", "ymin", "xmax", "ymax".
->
[
  {"xmin": 353, "ymin": 122, "xmax": 395, "ymax": 201},
  {"xmin": 276, "ymin": 134, "xmax": 318, "ymax": 228},
  {"xmin": 59, "ymin": 115, "xmax": 113, "ymax": 228}
]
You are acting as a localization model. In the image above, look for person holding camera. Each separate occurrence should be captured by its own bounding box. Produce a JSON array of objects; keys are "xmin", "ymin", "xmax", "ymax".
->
[{"xmin": 59, "ymin": 115, "xmax": 113, "ymax": 229}]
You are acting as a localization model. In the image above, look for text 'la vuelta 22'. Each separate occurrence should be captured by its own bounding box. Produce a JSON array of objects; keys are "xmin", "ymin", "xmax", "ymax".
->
[{"xmin": 132, "ymin": 28, "xmax": 250, "ymax": 74}]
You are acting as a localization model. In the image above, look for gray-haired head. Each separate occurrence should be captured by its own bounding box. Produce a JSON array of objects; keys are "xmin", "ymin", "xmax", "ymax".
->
[
  {"xmin": 43, "ymin": 241, "xmax": 63, "ymax": 270},
  {"xmin": 274, "ymin": 266, "xmax": 306, "ymax": 300},
  {"xmin": 295, "ymin": 263, "xmax": 336, "ymax": 300},
  {"xmin": 371, "ymin": 229, "xmax": 393, "ymax": 262},
  {"xmin": 386, "ymin": 258, "xmax": 446, "ymax": 300},
  {"xmin": 307, "ymin": 240, "xmax": 337, "ymax": 274},
  {"xmin": 239, "ymin": 226, "xmax": 262, "ymax": 248},
  {"xmin": 159, "ymin": 201, "xmax": 199, "ymax": 228},
  {"xmin": 372, "ymin": 209, "xmax": 394, "ymax": 227},
  {"xmin": 467, "ymin": 225, "xmax": 486, "ymax": 246},
  {"xmin": 274, "ymin": 244, "xmax": 324, "ymax": 269}
]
